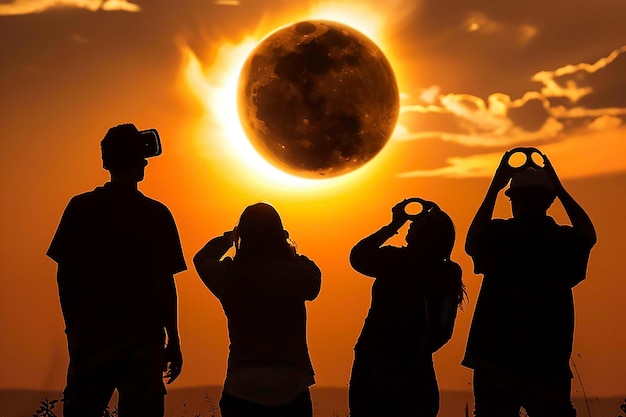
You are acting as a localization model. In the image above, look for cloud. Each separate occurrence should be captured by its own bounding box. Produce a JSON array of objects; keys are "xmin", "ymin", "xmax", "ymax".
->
[
  {"xmin": 397, "ymin": 46, "xmax": 626, "ymax": 179},
  {"xmin": 396, "ymin": 90, "xmax": 563, "ymax": 147},
  {"xmin": 398, "ymin": 125, "xmax": 626, "ymax": 180},
  {"xmin": 462, "ymin": 11, "xmax": 538, "ymax": 47},
  {"xmin": 0, "ymin": 0, "xmax": 140, "ymax": 15},
  {"xmin": 532, "ymin": 46, "xmax": 626, "ymax": 106}
]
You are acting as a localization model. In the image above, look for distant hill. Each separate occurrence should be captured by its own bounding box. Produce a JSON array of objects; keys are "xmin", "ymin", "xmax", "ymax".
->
[{"xmin": 1, "ymin": 386, "xmax": 623, "ymax": 417}]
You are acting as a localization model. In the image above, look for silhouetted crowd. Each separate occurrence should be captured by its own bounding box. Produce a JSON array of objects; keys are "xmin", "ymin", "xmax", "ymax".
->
[{"xmin": 48, "ymin": 124, "xmax": 596, "ymax": 417}]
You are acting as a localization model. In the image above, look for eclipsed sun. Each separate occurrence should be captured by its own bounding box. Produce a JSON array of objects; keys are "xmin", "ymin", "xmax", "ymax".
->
[
  {"xmin": 182, "ymin": 6, "xmax": 402, "ymax": 186},
  {"xmin": 237, "ymin": 20, "xmax": 399, "ymax": 178}
]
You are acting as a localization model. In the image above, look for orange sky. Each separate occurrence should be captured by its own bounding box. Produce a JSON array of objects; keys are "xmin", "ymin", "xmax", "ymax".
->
[{"xmin": 1, "ymin": 0, "xmax": 625, "ymax": 398}]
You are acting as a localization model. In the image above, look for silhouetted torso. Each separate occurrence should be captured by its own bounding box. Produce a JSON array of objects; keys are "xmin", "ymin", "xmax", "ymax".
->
[
  {"xmin": 463, "ymin": 214, "xmax": 592, "ymax": 375},
  {"xmin": 48, "ymin": 182, "xmax": 186, "ymax": 346},
  {"xmin": 195, "ymin": 232, "xmax": 321, "ymax": 410},
  {"xmin": 205, "ymin": 250, "xmax": 320, "ymax": 373},
  {"xmin": 349, "ymin": 219, "xmax": 462, "ymax": 417},
  {"xmin": 353, "ymin": 245, "xmax": 461, "ymax": 361}
]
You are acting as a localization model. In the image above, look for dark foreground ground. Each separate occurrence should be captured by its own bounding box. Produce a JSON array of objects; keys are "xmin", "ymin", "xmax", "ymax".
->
[{"xmin": 1, "ymin": 386, "xmax": 623, "ymax": 417}]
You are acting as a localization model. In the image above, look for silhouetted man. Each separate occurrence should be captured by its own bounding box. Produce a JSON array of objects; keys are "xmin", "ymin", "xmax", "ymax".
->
[
  {"xmin": 47, "ymin": 124, "xmax": 187, "ymax": 417},
  {"xmin": 462, "ymin": 148, "xmax": 596, "ymax": 417}
]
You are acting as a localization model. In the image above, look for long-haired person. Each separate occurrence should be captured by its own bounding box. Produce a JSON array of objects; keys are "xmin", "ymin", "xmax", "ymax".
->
[
  {"xmin": 349, "ymin": 198, "xmax": 466, "ymax": 417},
  {"xmin": 193, "ymin": 202, "xmax": 321, "ymax": 417}
]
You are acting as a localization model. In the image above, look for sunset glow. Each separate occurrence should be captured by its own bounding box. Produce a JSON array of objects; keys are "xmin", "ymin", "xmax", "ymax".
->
[
  {"xmin": 2, "ymin": 0, "xmax": 626, "ymax": 406},
  {"xmin": 179, "ymin": 1, "xmax": 406, "ymax": 193}
]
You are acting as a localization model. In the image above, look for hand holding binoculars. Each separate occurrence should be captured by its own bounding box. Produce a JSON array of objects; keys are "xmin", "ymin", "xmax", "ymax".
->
[
  {"xmin": 505, "ymin": 147, "xmax": 546, "ymax": 171},
  {"xmin": 396, "ymin": 197, "xmax": 440, "ymax": 221}
]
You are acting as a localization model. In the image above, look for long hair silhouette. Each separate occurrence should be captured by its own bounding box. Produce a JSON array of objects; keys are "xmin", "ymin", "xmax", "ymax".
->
[{"xmin": 234, "ymin": 202, "xmax": 296, "ymax": 261}]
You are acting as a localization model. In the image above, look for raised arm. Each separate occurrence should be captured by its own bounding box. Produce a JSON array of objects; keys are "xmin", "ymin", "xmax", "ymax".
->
[
  {"xmin": 466, "ymin": 152, "xmax": 513, "ymax": 256},
  {"xmin": 350, "ymin": 199, "xmax": 412, "ymax": 276},
  {"xmin": 543, "ymin": 155, "xmax": 597, "ymax": 246},
  {"xmin": 294, "ymin": 254, "xmax": 322, "ymax": 301},
  {"xmin": 193, "ymin": 230, "xmax": 236, "ymax": 288}
]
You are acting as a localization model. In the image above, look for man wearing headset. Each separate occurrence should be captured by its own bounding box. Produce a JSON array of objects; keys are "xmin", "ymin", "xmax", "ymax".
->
[{"xmin": 47, "ymin": 124, "xmax": 186, "ymax": 417}]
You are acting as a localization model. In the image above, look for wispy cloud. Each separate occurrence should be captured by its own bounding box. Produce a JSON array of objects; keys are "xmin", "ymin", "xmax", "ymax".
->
[
  {"xmin": 532, "ymin": 45, "xmax": 626, "ymax": 104},
  {"xmin": 462, "ymin": 11, "xmax": 538, "ymax": 47},
  {"xmin": 0, "ymin": 0, "xmax": 140, "ymax": 16},
  {"xmin": 398, "ymin": 126, "xmax": 626, "ymax": 180},
  {"xmin": 397, "ymin": 46, "xmax": 626, "ymax": 179}
]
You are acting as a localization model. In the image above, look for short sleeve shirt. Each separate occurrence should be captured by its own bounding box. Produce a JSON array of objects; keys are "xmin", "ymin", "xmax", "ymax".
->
[
  {"xmin": 462, "ymin": 215, "xmax": 592, "ymax": 373},
  {"xmin": 47, "ymin": 183, "xmax": 187, "ymax": 341}
]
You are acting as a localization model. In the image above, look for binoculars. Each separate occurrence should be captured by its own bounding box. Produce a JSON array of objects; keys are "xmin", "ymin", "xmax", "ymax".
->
[
  {"xmin": 505, "ymin": 147, "xmax": 545, "ymax": 171},
  {"xmin": 402, "ymin": 198, "xmax": 440, "ymax": 221}
]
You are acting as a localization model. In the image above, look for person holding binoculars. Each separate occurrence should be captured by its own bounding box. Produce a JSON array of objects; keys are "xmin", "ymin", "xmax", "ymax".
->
[
  {"xmin": 193, "ymin": 202, "xmax": 321, "ymax": 417},
  {"xmin": 462, "ymin": 148, "xmax": 597, "ymax": 417},
  {"xmin": 348, "ymin": 198, "xmax": 466, "ymax": 417}
]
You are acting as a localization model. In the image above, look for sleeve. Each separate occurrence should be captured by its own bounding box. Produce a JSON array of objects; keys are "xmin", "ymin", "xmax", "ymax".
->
[
  {"xmin": 193, "ymin": 234, "xmax": 234, "ymax": 298},
  {"xmin": 468, "ymin": 220, "xmax": 502, "ymax": 276},
  {"xmin": 47, "ymin": 198, "xmax": 83, "ymax": 331},
  {"xmin": 561, "ymin": 226, "xmax": 593, "ymax": 288},
  {"xmin": 349, "ymin": 226, "xmax": 397, "ymax": 277},
  {"xmin": 294, "ymin": 254, "xmax": 322, "ymax": 301},
  {"xmin": 47, "ymin": 197, "xmax": 79, "ymax": 264},
  {"xmin": 161, "ymin": 208, "xmax": 187, "ymax": 275}
]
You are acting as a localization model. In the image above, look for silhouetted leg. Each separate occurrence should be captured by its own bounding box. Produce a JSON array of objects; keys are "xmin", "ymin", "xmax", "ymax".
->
[
  {"xmin": 521, "ymin": 371, "xmax": 576, "ymax": 417},
  {"xmin": 472, "ymin": 368, "xmax": 520, "ymax": 417},
  {"xmin": 349, "ymin": 354, "xmax": 384, "ymax": 417},
  {"xmin": 350, "ymin": 353, "xmax": 439, "ymax": 417},
  {"xmin": 117, "ymin": 343, "xmax": 166, "ymax": 417},
  {"xmin": 275, "ymin": 389, "xmax": 313, "ymax": 417},
  {"xmin": 63, "ymin": 349, "xmax": 115, "ymax": 417},
  {"xmin": 219, "ymin": 389, "xmax": 313, "ymax": 417}
]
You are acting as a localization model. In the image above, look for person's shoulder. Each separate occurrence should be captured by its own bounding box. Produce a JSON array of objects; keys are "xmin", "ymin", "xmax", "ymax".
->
[
  {"xmin": 293, "ymin": 254, "xmax": 322, "ymax": 272},
  {"xmin": 138, "ymin": 192, "xmax": 174, "ymax": 214},
  {"xmin": 550, "ymin": 218, "xmax": 590, "ymax": 242},
  {"xmin": 484, "ymin": 217, "xmax": 513, "ymax": 234},
  {"xmin": 542, "ymin": 216, "xmax": 575, "ymax": 234},
  {"xmin": 65, "ymin": 186, "xmax": 106, "ymax": 207},
  {"xmin": 294, "ymin": 253, "xmax": 318, "ymax": 265}
]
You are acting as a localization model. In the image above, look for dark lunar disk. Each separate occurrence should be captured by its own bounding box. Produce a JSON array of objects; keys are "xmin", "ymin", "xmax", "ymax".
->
[{"xmin": 237, "ymin": 20, "xmax": 399, "ymax": 178}]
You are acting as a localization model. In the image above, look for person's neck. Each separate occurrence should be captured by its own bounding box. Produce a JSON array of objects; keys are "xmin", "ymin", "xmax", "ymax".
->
[{"xmin": 109, "ymin": 176, "xmax": 139, "ymax": 190}]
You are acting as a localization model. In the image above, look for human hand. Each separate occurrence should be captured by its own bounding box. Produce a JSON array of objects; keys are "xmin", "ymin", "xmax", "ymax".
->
[
  {"xmin": 391, "ymin": 198, "xmax": 432, "ymax": 225},
  {"xmin": 541, "ymin": 154, "xmax": 564, "ymax": 194},
  {"xmin": 491, "ymin": 150, "xmax": 514, "ymax": 192},
  {"xmin": 163, "ymin": 342, "xmax": 183, "ymax": 384},
  {"xmin": 223, "ymin": 227, "xmax": 237, "ymax": 246}
]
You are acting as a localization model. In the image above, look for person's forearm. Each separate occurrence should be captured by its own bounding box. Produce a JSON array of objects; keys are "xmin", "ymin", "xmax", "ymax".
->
[
  {"xmin": 349, "ymin": 222, "xmax": 400, "ymax": 275},
  {"xmin": 354, "ymin": 222, "xmax": 401, "ymax": 253},
  {"xmin": 163, "ymin": 275, "xmax": 180, "ymax": 346},
  {"xmin": 56, "ymin": 265, "xmax": 80, "ymax": 332},
  {"xmin": 557, "ymin": 187, "xmax": 597, "ymax": 246},
  {"xmin": 466, "ymin": 185, "xmax": 499, "ymax": 255},
  {"xmin": 193, "ymin": 235, "xmax": 233, "ymax": 277}
]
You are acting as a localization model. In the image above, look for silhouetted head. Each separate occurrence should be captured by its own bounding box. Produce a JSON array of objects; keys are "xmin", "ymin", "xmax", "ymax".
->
[
  {"xmin": 235, "ymin": 202, "xmax": 296, "ymax": 260},
  {"xmin": 505, "ymin": 167, "xmax": 556, "ymax": 216},
  {"xmin": 406, "ymin": 207, "xmax": 455, "ymax": 261},
  {"xmin": 101, "ymin": 124, "xmax": 161, "ymax": 181},
  {"xmin": 101, "ymin": 124, "xmax": 146, "ymax": 174}
]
